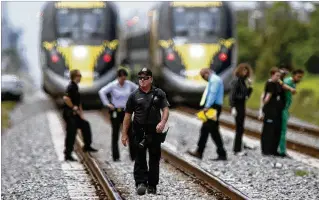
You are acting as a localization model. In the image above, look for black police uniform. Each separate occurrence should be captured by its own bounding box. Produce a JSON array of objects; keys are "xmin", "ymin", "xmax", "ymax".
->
[
  {"xmin": 63, "ymin": 81, "xmax": 94, "ymax": 158},
  {"xmin": 261, "ymin": 80, "xmax": 282, "ymax": 155},
  {"xmin": 125, "ymin": 86, "xmax": 169, "ymax": 189}
]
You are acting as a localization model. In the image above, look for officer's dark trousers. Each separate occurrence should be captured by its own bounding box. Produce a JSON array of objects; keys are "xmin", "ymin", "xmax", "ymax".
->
[
  {"xmin": 133, "ymin": 123, "xmax": 161, "ymax": 187},
  {"xmin": 261, "ymin": 110, "xmax": 282, "ymax": 155},
  {"xmin": 109, "ymin": 110, "xmax": 135, "ymax": 161},
  {"xmin": 233, "ymin": 102, "xmax": 246, "ymax": 153},
  {"xmin": 197, "ymin": 105, "xmax": 227, "ymax": 158},
  {"xmin": 63, "ymin": 110, "xmax": 92, "ymax": 156}
]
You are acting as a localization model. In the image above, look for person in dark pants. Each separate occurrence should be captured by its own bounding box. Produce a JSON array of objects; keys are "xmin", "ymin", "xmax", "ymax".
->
[
  {"xmin": 187, "ymin": 68, "xmax": 227, "ymax": 161},
  {"xmin": 98, "ymin": 69, "xmax": 138, "ymax": 161},
  {"xmin": 229, "ymin": 63, "xmax": 253, "ymax": 156},
  {"xmin": 121, "ymin": 68, "xmax": 169, "ymax": 195},
  {"xmin": 63, "ymin": 69, "xmax": 98, "ymax": 161},
  {"xmin": 260, "ymin": 67, "xmax": 295, "ymax": 156}
]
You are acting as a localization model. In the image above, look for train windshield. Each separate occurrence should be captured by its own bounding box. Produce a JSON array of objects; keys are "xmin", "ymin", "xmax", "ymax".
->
[
  {"xmin": 172, "ymin": 7, "xmax": 222, "ymax": 41},
  {"xmin": 56, "ymin": 8, "xmax": 105, "ymax": 41}
]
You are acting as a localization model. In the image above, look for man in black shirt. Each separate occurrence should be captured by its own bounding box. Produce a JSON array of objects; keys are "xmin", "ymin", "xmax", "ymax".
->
[
  {"xmin": 121, "ymin": 68, "xmax": 169, "ymax": 195},
  {"xmin": 63, "ymin": 69, "xmax": 98, "ymax": 161}
]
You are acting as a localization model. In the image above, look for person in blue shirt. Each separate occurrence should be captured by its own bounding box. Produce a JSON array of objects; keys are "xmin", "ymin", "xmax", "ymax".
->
[{"xmin": 188, "ymin": 68, "xmax": 227, "ymax": 161}]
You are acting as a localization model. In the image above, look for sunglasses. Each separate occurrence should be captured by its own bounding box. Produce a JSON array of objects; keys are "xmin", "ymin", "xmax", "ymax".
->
[{"xmin": 138, "ymin": 76, "xmax": 150, "ymax": 80}]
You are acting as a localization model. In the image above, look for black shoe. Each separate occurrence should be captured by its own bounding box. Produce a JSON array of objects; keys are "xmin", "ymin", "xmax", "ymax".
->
[
  {"xmin": 147, "ymin": 185, "xmax": 157, "ymax": 194},
  {"xmin": 272, "ymin": 152, "xmax": 282, "ymax": 157},
  {"xmin": 65, "ymin": 155, "xmax": 77, "ymax": 162},
  {"xmin": 187, "ymin": 150, "xmax": 203, "ymax": 159},
  {"xmin": 136, "ymin": 183, "xmax": 147, "ymax": 195},
  {"xmin": 211, "ymin": 156, "xmax": 227, "ymax": 161},
  {"xmin": 83, "ymin": 146, "xmax": 98, "ymax": 152},
  {"xmin": 113, "ymin": 158, "xmax": 120, "ymax": 162},
  {"xmin": 279, "ymin": 153, "xmax": 291, "ymax": 158}
]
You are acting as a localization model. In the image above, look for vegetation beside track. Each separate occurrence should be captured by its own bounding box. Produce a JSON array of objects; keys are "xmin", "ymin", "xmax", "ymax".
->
[
  {"xmin": 223, "ymin": 74, "xmax": 319, "ymax": 126},
  {"xmin": 1, "ymin": 101, "xmax": 16, "ymax": 132}
]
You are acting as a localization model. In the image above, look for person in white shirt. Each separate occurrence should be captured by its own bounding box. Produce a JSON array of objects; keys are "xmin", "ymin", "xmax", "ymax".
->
[{"xmin": 99, "ymin": 69, "xmax": 138, "ymax": 161}]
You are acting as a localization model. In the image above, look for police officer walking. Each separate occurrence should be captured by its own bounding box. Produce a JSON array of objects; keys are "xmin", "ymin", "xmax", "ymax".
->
[
  {"xmin": 188, "ymin": 68, "xmax": 227, "ymax": 161},
  {"xmin": 63, "ymin": 69, "xmax": 98, "ymax": 161},
  {"xmin": 98, "ymin": 69, "xmax": 138, "ymax": 161},
  {"xmin": 121, "ymin": 68, "xmax": 169, "ymax": 195}
]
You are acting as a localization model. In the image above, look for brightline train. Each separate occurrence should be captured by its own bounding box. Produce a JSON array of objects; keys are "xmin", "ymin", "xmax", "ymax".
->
[
  {"xmin": 40, "ymin": 1, "xmax": 119, "ymax": 102},
  {"xmin": 122, "ymin": 1, "xmax": 237, "ymax": 103}
]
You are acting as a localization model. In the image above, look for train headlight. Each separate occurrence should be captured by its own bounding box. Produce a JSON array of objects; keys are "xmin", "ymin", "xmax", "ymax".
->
[
  {"xmin": 73, "ymin": 46, "xmax": 87, "ymax": 59},
  {"xmin": 189, "ymin": 45, "xmax": 204, "ymax": 58}
]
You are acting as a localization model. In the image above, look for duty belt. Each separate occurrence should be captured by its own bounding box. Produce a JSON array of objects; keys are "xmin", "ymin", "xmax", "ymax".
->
[{"xmin": 116, "ymin": 108, "xmax": 124, "ymax": 112}]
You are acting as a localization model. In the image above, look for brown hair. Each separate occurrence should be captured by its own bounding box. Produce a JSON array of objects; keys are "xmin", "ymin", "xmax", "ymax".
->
[
  {"xmin": 200, "ymin": 68, "xmax": 212, "ymax": 78},
  {"xmin": 234, "ymin": 63, "xmax": 252, "ymax": 78},
  {"xmin": 269, "ymin": 67, "xmax": 280, "ymax": 76},
  {"xmin": 292, "ymin": 69, "xmax": 304, "ymax": 75},
  {"xmin": 70, "ymin": 69, "xmax": 80, "ymax": 80}
]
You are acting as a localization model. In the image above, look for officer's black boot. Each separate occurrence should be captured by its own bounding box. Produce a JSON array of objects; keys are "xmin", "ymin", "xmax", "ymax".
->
[
  {"xmin": 65, "ymin": 154, "xmax": 77, "ymax": 162},
  {"xmin": 83, "ymin": 146, "xmax": 98, "ymax": 152},
  {"xmin": 147, "ymin": 185, "xmax": 157, "ymax": 194},
  {"xmin": 136, "ymin": 183, "xmax": 147, "ymax": 195},
  {"xmin": 187, "ymin": 150, "xmax": 203, "ymax": 159}
]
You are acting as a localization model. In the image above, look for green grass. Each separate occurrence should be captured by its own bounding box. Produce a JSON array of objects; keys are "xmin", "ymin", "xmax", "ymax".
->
[
  {"xmin": 1, "ymin": 101, "xmax": 16, "ymax": 131},
  {"xmin": 224, "ymin": 74, "xmax": 319, "ymax": 126},
  {"xmin": 294, "ymin": 170, "xmax": 308, "ymax": 177}
]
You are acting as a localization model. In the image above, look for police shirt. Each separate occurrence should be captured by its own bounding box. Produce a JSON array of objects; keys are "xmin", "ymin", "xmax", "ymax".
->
[
  {"xmin": 262, "ymin": 80, "xmax": 281, "ymax": 117},
  {"xmin": 125, "ymin": 87, "xmax": 169, "ymax": 125},
  {"xmin": 64, "ymin": 81, "xmax": 80, "ymax": 109}
]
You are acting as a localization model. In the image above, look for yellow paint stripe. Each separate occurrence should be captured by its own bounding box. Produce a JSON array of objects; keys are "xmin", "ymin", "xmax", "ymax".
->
[
  {"xmin": 174, "ymin": 44, "xmax": 220, "ymax": 83},
  {"xmin": 55, "ymin": 1, "xmax": 106, "ymax": 9},
  {"xmin": 57, "ymin": 46, "xmax": 105, "ymax": 86},
  {"xmin": 157, "ymin": 38, "xmax": 235, "ymax": 83}
]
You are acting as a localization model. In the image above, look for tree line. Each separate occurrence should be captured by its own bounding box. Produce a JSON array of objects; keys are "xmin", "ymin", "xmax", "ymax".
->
[{"xmin": 237, "ymin": 2, "xmax": 319, "ymax": 80}]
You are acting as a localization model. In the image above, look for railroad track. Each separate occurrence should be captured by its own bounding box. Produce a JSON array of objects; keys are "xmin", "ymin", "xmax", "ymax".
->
[
  {"xmin": 55, "ymin": 103, "xmax": 246, "ymax": 199},
  {"xmin": 161, "ymin": 147, "xmax": 250, "ymax": 200},
  {"xmin": 54, "ymin": 104, "xmax": 124, "ymax": 199},
  {"xmin": 176, "ymin": 106, "xmax": 319, "ymax": 159},
  {"xmin": 75, "ymin": 136, "xmax": 124, "ymax": 200},
  {"xmin": 96, "ymin": 110, "xmax": 250, "ymax": 200},
  {"xmin": 223, "ymin": 107, "xmax": 319, "ymax": 138}
]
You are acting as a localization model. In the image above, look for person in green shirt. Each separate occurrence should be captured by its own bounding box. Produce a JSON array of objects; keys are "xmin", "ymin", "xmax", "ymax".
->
[{"xmin": 279, "ymin": 69, "xmax": 304, "ymax": 157}]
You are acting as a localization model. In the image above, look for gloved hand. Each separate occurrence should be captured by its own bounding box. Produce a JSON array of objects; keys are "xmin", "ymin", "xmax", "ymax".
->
[
  {"xmin": 231, "ymin": 107, "xmax": 237, "ymax": 117},
  {"xmin": 258, "ymin": 108, "xmax": 264, "ymax": 120}
]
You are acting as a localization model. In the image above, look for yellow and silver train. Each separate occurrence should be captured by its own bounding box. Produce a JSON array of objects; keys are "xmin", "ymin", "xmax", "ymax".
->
[
  {"xmin": 122, "ymin": 1, "xmax": 237, "ymax": 104},
  {"xmin": 40, "ymin": 1, "xmax": 119, "ymax": 103}
]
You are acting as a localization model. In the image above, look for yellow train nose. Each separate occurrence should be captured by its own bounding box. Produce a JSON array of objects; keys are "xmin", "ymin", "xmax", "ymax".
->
[
  {"xmin": 174, "ymin": 44, "xmax": 221, "ymax": 83},
  {"xmin": 57, "ymin": 45, "xmax": 105, "ymax": 86}
]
